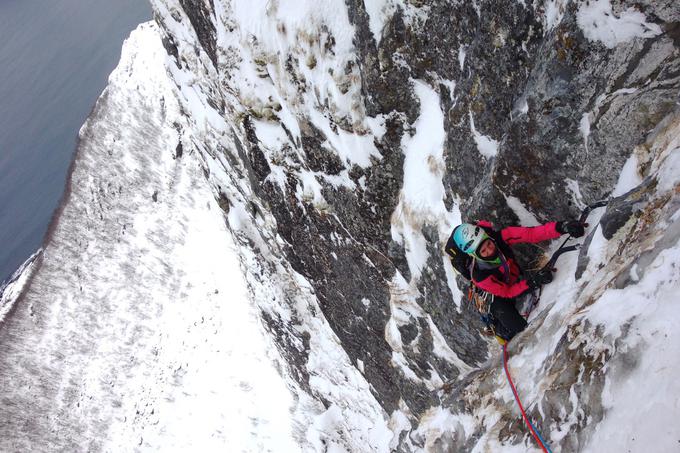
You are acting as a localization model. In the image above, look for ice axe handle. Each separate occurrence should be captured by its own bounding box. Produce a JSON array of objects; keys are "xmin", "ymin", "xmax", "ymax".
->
[
  {"xmin": 542, "ymin": 200, "xmax": 608, "ymax": 272},
  {"xmin": 544, "ymin": 244, "xmax": 580, "ymax": 270},
  {"xmin": 579, "ymin": 199, "xmax": 609, "ymax": 223}
]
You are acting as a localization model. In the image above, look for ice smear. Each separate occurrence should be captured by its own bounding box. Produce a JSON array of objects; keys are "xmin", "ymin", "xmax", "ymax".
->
[
  {"xmin": 576, "ymin": 0, "xmax": 662, "ymax": 48},
  {"xmin": 544, "ymin": 0, "xmax": 568, "ymax": 30},
  {"xmin": 441, "ymin": 202, "xmax": 464, "ymax": 307},
  {"xmin": 469, "ymin": 111, "xmax": 499, "ymax": 158},
  {"xmin": 363, "ymin": 0, "xmax": 395, "ymax": 46},
  {"xmin": 389, "ymin": 406, "xmax": 413, "ymax": 450},
  {"xmin": 392, "ymin": 80, "xmax": 449, "ymax": 280},
  {"xmin": 228, "ymin": 198, "xmax": 395, "ymax": 451},
  {"xmin": 504, "ymin": 195, "xmax": 540, "ymax": 226},
  {"xmin": 656, "ymin": 144, "xmax": 680, "ymax": 192},
  {"xmin": 565, "ymin": 178, "xmax": 587, "ymax": 210},
  {"xmin": 579, "ymin": 113, "xmax": 591, "ymax": 153},
  {"xmin": 611, "ymin": 152, "xmax": 643, "ymax": 197}
]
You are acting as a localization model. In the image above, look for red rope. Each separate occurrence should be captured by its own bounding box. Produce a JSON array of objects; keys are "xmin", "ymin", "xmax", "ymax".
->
[{"xmin": 502, "ymin": 343, "xmax": 550, "ymax": 453}]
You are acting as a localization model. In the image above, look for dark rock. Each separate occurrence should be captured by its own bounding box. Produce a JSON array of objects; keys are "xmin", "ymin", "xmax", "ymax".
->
[
  {"xmin": 177, "ymin": 0, "xmax": 218, "ymax": 68},
  {"xmin": 299, "ymin": 119, "xmax": 344, "ymax": 175},
  {"xmin": 600, "ymin": 177, "xmax": 656, "ymax": 239},
  {"xmin": 155, "ymin": 0, "xmax": 680, "ymax": 448}
]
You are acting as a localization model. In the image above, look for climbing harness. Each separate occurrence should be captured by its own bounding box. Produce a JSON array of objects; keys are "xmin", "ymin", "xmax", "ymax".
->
[{"xmin": 502, "ymin": 343, "xmax": 553, "ymax": 453}]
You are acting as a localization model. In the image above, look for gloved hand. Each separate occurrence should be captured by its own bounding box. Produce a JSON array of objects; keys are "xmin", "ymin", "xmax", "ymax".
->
[
  {"xmin": 557, "ymin": 220, "xmax": 587, "ymax": 238},
  {"xmin": 526, "ymin": 268, "xmax": 553, "ymax": 288}
]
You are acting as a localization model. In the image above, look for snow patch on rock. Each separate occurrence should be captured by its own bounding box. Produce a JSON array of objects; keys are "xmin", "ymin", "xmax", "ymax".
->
[{"xmin": 576, "ymin": 0, "xmax": 662, "ymax": 48}]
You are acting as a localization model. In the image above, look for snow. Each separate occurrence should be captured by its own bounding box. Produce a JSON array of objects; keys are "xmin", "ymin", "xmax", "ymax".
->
[
  {"xmin": 392, "ymin": 80, "xmax": 448, "ymax": 280},
  {"xmin": 366, "ymin": 114, "xmax": 387, "ymax": 140},
  {"xmin": 611, "ymin": 152, "xmax": 642, "ymax": 197},
  {"xmin": 656, "ymin": 144, "xmax": 680, "ymax": 193},
  {"xmin": 585, "ymin": 224, "xmax": 609, "ymax": 275},
  {"xmin": 0, "ymin": 22, "xmax": 303, "ymax": 452},
  {"xmin": 415, "ymin": 114, "xmax": 680, "ymax": 452},
  {"xmin": 387, "ymin": 80, "xmax": 471, "ymax": 389},
  {"xmin": 0, "ymin": 250, "xmax": 40, "ymax": 323},
  {"xmin": 544, "ymin": 0, "xmax": 568, "ymax": 30},
  {"xmin": 4, "ymin": 0, "xmax": 678, "ymax": 451},
  {"xmin": 308, "ymin": 107, "xmax": 382, "ymax": 169},
  {"xmin": 576, "ymin": 0, "xmax": 662, "ymax": 49},
  {"xmin": 427, "ymin": 316, "xmax": 473, "ymax": 374},
  {"xmin": 581, "ymin": 240, "xmax": 680, "ymax": 453},
  {"xmin": 386, "ymin": 270, "xmax": 471, "ymax": 387},
  {"xmin": 442, "ymin": 202, "xmax": 464, "ymax": 308},
  {"xmin": 400, "ymin": 80, "xmax": 447, "ymax": 205},
  {"xmin": 298, "ymin": 170, "xmax": 327, "ymax": 207},
  {"xmin": 565, "ymin": 178, "xmax": 587, "ymax": 210},
  {"xmin": 515, "ymin": 97, "xmax": 529, "ymax": 116},
  {"xmin": 458, "ymin": 45, "xmax": 466, "ymax": 70},
  {"xmin": 363, "ymin": 0, "xmax": 394, "ymax": 46},
  {"xmin": 96, "ymin": 24, "xmax": 300, "ymax": 452},
  {"xmin": 504, "ymin": 195, "xmax": 540, "ymax": 226},
  {"xmin": 162, "ymin": 1, "xmax": 680, "ymax": 451},
  {"xmin": 389, "ymin": 406, "xmax": 412, "ymax": 450},
  {"xmin": 469, "ymin": 111, "xmax": 499, "ymax": 159},
  {"xmin": 439, "ymin": 78, "xmax": 457, "ymax": 102}
]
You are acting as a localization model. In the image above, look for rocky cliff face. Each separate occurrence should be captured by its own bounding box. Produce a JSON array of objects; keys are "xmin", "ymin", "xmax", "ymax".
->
[
  {"xmin": 1, "ymin": 0, "xmax": 678, "ymax": 451},
  {"xmin": 142, "ymin": 0, "xmax": 679, "ymax": 450}
]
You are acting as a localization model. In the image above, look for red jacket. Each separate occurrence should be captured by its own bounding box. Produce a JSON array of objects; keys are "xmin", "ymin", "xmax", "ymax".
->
[{"xmin": 471, "ymin": 221, "xmax": 561, "ymax": 299}]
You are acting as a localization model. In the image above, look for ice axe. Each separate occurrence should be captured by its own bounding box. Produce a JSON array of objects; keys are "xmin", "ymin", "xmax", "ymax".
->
[{"xmin": 542, "ymin": 199, "xmax": 610, "ymax": 271}]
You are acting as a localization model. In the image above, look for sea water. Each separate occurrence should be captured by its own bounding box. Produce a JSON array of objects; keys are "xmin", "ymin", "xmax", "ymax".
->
[{"xmin": 0, "ymin": 0, "xmax": 151, "ymax": 284}]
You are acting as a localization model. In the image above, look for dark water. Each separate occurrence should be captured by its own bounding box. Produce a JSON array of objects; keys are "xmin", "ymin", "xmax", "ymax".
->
[{"xmin": 0, "ymin": 0, "xmax": 151, "ymax": 284}]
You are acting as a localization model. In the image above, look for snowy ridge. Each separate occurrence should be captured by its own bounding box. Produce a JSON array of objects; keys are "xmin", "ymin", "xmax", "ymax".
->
[
  {"xmin": 0, "ymin": 249, "xmax": 41, "ymax": 324},
  {"xmin": 0, "ymin": 23, "xmax": 300, "ymax": 451}
]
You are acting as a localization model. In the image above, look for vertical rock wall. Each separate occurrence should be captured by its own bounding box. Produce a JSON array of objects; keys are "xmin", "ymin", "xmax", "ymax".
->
[{"xmin": 150, "ymin": 0, "xmax": 679, "ymax": 448}]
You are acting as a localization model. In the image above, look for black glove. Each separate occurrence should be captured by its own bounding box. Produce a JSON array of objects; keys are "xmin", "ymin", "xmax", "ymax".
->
[
  {"xmin": 526, "ymin": 268, "xmax": 553, "ymax": 288},
  {"xmin": 557, "ymin": 220, "xmax": 586, "ymax": 238}
]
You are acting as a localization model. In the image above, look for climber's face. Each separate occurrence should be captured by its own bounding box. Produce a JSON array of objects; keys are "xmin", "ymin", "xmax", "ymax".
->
[{"xmin": 478, "ymin": 238, "xmax": 496, "ymax": 259}]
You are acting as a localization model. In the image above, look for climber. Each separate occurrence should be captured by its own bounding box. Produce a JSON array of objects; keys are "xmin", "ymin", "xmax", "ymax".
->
[{"xmin": 445, "ymin": 219, "xmax": 586, "ymax": 341}]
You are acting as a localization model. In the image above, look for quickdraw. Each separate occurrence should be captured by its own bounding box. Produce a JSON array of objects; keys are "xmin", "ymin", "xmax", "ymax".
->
[{"xmin": 467, "ymin": 285, "xmax": 492, "ymax": 314}]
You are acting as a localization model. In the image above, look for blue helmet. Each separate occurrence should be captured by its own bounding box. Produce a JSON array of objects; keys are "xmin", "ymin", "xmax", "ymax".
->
[{"xmin": 453, "ymin": 223, "xmax": 489, "ymax": 256}]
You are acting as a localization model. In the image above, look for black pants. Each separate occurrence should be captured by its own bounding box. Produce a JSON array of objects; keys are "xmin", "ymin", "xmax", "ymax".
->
[{"xmin": 490, "ymin": 298, "xmax": 528, "ymax": 341}]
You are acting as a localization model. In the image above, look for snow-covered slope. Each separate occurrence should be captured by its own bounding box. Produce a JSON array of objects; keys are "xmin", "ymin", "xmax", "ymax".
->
[
  {"xmin": 1, "ymin": 0, "xmax": 679, "ymax": 451},
  {"xmin": 0, "ymin": 23, "xmax": 390, "ymax": 452}
]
